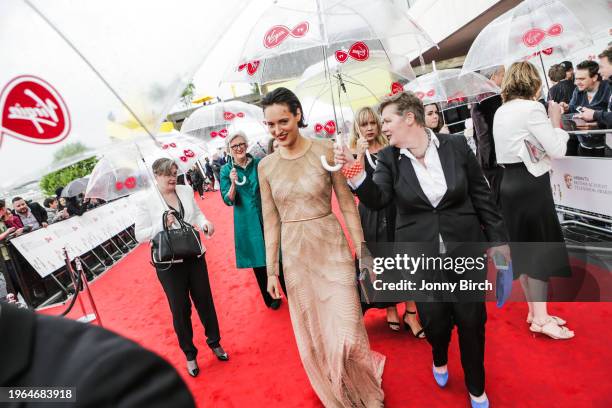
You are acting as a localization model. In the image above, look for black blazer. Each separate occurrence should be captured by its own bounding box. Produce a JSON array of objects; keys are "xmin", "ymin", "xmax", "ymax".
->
[
  {"xmin": 0, "ymin": 304, "xmax": 195, "ymax": 408},
  {"xmin": 355, "ymin": 133, "xmax": 508, "ymax": 244}
]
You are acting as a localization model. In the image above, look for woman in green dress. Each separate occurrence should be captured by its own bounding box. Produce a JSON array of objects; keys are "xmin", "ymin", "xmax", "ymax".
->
[{"xmin": 220, "ymin": 131, "xmax": 285, "ymax": 309}]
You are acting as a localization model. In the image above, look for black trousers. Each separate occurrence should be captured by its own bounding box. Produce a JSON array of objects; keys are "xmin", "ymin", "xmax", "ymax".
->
[
  {"xmin": 416, "ymin": 301, "xmax": 487, "ymax": 396},
  {"xmin": 253, "ymin": 263, "xmax": 287, "ymax": 306},
  {"xmin": 156, "ymin": 255, "xmax": 220, "ymax": 360}
]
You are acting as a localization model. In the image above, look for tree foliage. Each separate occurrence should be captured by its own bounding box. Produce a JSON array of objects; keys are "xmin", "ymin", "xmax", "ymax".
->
[
  {"xmin": 52, "ymin": 142, "xmax": 90, "ymax": 163},
  {"xmin": 181, "ymin": 82, "xmax": 196, "ymax": 106},
  {"xmin": 39, "ymin": 157, "xmax": 99, "ymax": 196}
]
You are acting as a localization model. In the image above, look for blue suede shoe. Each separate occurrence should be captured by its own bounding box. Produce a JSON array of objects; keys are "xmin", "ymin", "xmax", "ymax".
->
[
  {"xmin": 470, "ymin": 394, "xmax": 489, "ymax": 408},
  {"xmin": 432, "ymin": 365, "xmax": 448, "ymax": 388}
]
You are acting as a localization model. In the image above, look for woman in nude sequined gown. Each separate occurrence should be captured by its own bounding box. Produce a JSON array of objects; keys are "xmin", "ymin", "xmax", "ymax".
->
[{"xmin": 258, "ymin": 88, "xmax": 384, "ymax": 408}]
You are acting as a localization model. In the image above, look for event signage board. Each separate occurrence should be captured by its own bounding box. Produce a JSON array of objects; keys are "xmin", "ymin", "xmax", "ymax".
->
[
  {"xmin": 550, "ymin": 157, "xmax": 612, "ymax": 218},
  {"xmin": 10, "ymin": 198, "xmax": 135, "ymax": 278}
]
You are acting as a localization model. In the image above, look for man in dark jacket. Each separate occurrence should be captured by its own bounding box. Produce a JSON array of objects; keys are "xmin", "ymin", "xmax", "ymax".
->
[
  {"xmin": 567, "ymin": 60, "xmax": 611, "ymax": 113},
  {"xmin": 470, "ymin": 65, "xmax": 505, "ymax": 206},
  {"xmin": 11, "ymin": 197, "xmax": 48, "ymax": 231},
  {"xmin": 0, "ymin": 303, "xmax": 195, "ymax": 407},
  {"xmin": 574, "ymin": 48, "xmax": 612, "ymax": 128}
]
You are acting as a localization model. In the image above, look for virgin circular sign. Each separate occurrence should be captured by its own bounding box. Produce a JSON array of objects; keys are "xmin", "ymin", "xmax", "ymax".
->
[{"xmin": 0, "ymin": 75, "xmax": 71, "ymax": 145}]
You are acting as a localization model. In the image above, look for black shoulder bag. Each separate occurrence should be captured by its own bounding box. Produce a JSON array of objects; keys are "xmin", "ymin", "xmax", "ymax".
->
[{"xmin": 151, "ymin": 201, "xmax": 203, "ymax": 269}]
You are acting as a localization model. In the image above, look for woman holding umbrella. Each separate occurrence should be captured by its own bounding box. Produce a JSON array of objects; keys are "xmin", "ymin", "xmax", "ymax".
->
[
  {"xmin": 424, "ymin": 103, "xmax": 449, "ymax": 134},
  {"xmin": 220, "ymin": 131, "xmax": 286, "ymax": 309}
]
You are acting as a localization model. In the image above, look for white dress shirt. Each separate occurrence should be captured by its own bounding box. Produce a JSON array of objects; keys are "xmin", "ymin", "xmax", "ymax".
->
[
  {"xmin": 349, "ymin": 129, "xmax": 448, "ymax": 250},
  {"xmin": 493, "ymin": 99, "xmax": 569, "ymax": 177}
]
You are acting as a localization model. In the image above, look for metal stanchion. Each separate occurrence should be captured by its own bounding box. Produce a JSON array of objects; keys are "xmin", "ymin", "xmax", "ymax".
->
[
  {"xmin": 74, "ymin": 256, "xmax": 103, "ymax": 327},
  {"xmin": 62, "ymin": 247, "xmax": 96, "ymax": 324}
]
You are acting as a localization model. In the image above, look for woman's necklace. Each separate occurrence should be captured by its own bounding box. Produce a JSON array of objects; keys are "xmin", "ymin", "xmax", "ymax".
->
[{"xmin": 410, "ymin": 130, "xmax": 431, "ymax": 160}]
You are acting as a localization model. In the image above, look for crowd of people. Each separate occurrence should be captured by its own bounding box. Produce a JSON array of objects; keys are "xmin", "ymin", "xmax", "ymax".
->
[{"xmin": 1, "ymin": 44, "xmax": 610, "ymax": 407}]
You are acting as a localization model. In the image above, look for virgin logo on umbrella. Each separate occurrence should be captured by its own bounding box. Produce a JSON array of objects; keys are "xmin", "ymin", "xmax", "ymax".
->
[
  {"xmin": 0, "ymin": 75, "xmax": 71, "ymax": 146},
  {"xmin": 223, "ymin": 111, "xmax": 245, "ymax": 120},
  {"xmin": 391, "ymin": 82, "xmax": 404, "ymax": 95},
  {"xmin": 238, "ymin": 60, "xmax": 260, "ymax": 76},
  {"xmin": 211, "ymin": 128, "xmax": 228, "ymax": 138},
  {"xmin": 522, "ymin": 23, "xmax": 563, "ymax": 48},
  {"xmin": 115, "ymin": 176, "xmax": 137, "ymax": 191},
  {"xmin": 415, "ymin": 89, "xmax": 436, "ymax": 99},
  {"xmin": 335, "ymin": 42, "xmax": 369, "ymax": 63},
  {"xmin": 263, "ymin": 21, "xmax": 309, "ymax": 48},
  {"xmin": 315, "ymin": 120, "xmax": 336, "ymax": 135}
]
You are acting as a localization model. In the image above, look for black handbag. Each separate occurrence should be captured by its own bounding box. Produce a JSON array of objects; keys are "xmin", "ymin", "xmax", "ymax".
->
[{"xmin": 151, "ymin": 210, "xmax": 203, "ymax": 269}]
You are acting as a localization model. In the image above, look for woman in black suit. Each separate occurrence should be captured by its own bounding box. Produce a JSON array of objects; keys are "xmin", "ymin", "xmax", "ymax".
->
[{"xmin": 335, "ymin": 92, "xmax": 509, "ymax": 408}]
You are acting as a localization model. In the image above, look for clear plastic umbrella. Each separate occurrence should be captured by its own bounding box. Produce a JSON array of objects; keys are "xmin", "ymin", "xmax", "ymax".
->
[
  {"xmin": 181, "ymin": 100, "xmax": 266, "ymax": 145},
  {"xmin": 295, "ymin": 50, "xmax": 416, "ymax": 121},
  {"xmin": 0, "ymin": 0, "xmax": 250, "ymax": 191},
  {"xmin": 404, "ymin": 65, "xmax": 501, "ymax": 111},
  {"xmin": 461, "ymin": 0, "xmax": 600, "ymax": 87},
  {"xmin": 222, "ymin": 0, "xmax": 436, "ymax": 171},
  {"xmin": 61, "ymin": 176, "xmax": 90, "ymax": 198}
]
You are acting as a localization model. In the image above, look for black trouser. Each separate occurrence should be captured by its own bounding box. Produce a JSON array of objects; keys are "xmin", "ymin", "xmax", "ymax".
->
[
  {"xmin": 416, "ymin": 301, "xmax": 487, "ymax": 397},
  {"xmin": 482, "ymin": 166, "xmax": 503, "ymax": 209},
  {"xmin": 194, "ymin": 183, "xmax": 204, "ymax": 197},
  {"xmin": 156, "ymin": 255, "xmax": 220, "ymax": 360},
  {"xmin": 253, "ymin": 263, "xmax": 287, "ymax": 306}
]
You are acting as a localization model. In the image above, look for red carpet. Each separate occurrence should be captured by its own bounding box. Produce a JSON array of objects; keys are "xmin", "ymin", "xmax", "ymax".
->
[{"xmin": 42, "ymin": 192, "xmax": 612, "ymax": 407}]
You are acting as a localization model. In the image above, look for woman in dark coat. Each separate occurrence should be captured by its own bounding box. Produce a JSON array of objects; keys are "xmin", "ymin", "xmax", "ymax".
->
[{"xmin": 348, "ymin": 106, "xmax": 424, "ymax": 338}]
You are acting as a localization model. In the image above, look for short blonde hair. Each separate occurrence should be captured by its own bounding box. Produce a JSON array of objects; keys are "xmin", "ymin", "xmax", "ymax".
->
[
  {"xmin": 349, "ymin": 107, "xmax": 388, "ymax": 149},
  {"xmin": 501, "ymin": 62, "xmax": 542, "ymax": 102}
]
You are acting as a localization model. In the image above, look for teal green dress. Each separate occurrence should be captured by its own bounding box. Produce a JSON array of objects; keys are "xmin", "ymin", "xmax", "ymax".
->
[{"xmin": 220, "ymin": 156, "xmax": 266, "ymax": 268}]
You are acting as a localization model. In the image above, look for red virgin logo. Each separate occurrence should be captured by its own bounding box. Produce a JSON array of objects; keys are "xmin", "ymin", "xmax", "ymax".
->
[
  {"xmin": 335, "ymin": 42, "xmax": 369, "ymax": 63},
  {"xmin": 522, "ymin": 24, "xmax": 563, "ymax": 47},
  {"xmin": 314, "ymin": 120, "xmax": 336, "ymax": 135},
  {"xmin": 0, "ymin": 75, "xmax": 71, "ymax": 146},
  {"xmin": 391, "ymin": 82, "xmax": 404, "ymax": 95},
  {"xmin": 263, "ymin": 21, "xmax": 309, "ymax": 48}
]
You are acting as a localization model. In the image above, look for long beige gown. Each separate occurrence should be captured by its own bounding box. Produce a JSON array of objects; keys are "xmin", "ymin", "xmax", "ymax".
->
[{"xmin": 258, "ymin": 139, "xmax": 385, "ymax": 407}]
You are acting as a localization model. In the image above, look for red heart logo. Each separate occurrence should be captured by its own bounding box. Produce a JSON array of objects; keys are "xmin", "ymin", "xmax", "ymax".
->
[
  {"xmin": 180, "ymin": 156, "xmax": 188, "ymax": 162},
  {"xmin": 169, "ymin": 142, "xmax": 176, "ymax": 148},
  {"xmin": 224, "ymin": 111, "xmax": 236, "ymax": 121},
  {"xmin": 542, "ymin": 47, "xmax": 554, "ymax": 55},
  {"xmin": 324, "ymin": 120, "xmax": 336, "ymax": 135},
  {"xmin": 522, "ymin": 28, "xmax": 546, "ymax": 47},
  {"xmin": 391, "ymin": 82, "xmax": 404, "ymax": 94},
  {"xmin": 314, "ymin": 123, "xmax": 324, "ymax": 133},
  {"xmin": 547, "ymin": 23, "xmax": 563, "ymax": 36},
  {"xmin": 115, "ymin": 181, "xmax": 124, "ymax": 191},
  {"xmin": 335, "ymin": 50, "xmax": 349, "ymax": 63},
  {"xmin": 237, "ymin": 112, "xmax": 245, "ymax": 118},
  {"xmin": 219, "ymin": 128, "xmax": 228, "ymax": 137},
  {"xmin": 124, "ymin": 176, "xmax": 136, "ymax": 189},
  {"xmin": 184, "ymin": 149, "xmax": 195, "ymax": 158},
  {"xmin": 210, "ymin": 131, "xmax": 219, "ymax": 137},
  {"xmin": 162, "ymin": 144, "xmax": 169, "ymax": 149},
  {"xmin": 426, "ymin": 89, "xmax": 435, "ymax": 97},
  {"xmin": 291, "ymin": 21, "xmax": 309, "ymax": 37},
  {"xmin": 0, "ymin": 75, "xmax": 71, "ymax": 146}
]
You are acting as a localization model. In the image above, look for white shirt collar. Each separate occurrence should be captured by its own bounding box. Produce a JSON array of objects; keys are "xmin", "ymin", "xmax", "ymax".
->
[{"xmin": 399, "ymin": 128, "xmax": 440, "ymax": 160}]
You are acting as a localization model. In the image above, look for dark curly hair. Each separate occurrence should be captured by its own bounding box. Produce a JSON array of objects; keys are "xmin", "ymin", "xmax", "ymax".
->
[{"xmin": 261, "ymin": 87, "xmax": 307, "ymax": 128}]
